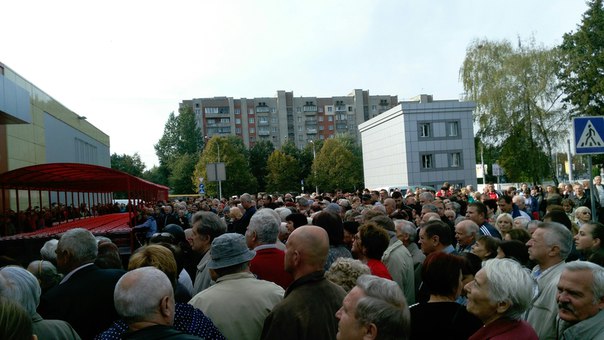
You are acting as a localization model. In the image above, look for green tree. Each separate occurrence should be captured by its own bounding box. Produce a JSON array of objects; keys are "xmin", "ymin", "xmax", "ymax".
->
[
  {"xmin": 558, "ymin": 0, "xmax": 604, "ymax": 117},
  {"xmin": 265, "ymin": 150, "xmax": 300, "ymax": 193},
  {"xmin": 110, "ymin": 152, "xmax": 145, "ymax": 177},
  {"xmin": 194, "ymin": 136, "xmax": 257, "ymax": 198},
  {"xmin": 312, "ymin": 136, "xmax": 363, "ymax": 193},
  {"xmin": 460, "ymin": 37, "xmax": 569, "ymax": 186},
  {"xmin": 142, "ymin": 166, "xmax": 168, "ymax": 186},
  {"xmin": 249, "ymin": 140, "xmax": 274, "ymax": 192},
  {"xmin": 154, "ymin": 106, "xmax": 204, "ymax": 192}
]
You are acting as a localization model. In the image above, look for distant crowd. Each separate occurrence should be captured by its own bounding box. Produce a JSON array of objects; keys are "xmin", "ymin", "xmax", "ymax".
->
[{"xmin": 1, "ymin": 178, "xmax": 604, "ymax": 339}]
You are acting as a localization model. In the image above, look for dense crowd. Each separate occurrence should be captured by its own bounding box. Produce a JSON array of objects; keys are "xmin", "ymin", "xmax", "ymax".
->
[{"xmin": 2, "ymin": 178, "xmax": 604, "ymax": 339}]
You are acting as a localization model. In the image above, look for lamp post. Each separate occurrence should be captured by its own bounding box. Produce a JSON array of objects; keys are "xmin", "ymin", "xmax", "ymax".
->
[{"xmin": 309, "ymin": 140, "xmax": 318, "ymax": 195}]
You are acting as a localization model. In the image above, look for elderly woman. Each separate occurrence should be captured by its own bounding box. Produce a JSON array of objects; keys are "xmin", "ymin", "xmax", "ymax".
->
[
  {"xmin": 325, "ymin": 257, "xmax": 371, "ymax": 292},
  {"xmin": 574, "ymin": 206, "xmax": 592, "ymax": 227},
  {"xmin": 0, "ymin": 266, "xmax": 81, "ymax": 339},
  {"xmin": 410, "ymin": 252, "xmax": 482, "ymax": 339},
  {"xmin": 471, "ymin": 235, "xmax": 499, "ymax": 262},
  {"xmin": 465, "ymin": 258, "xmax": 538, "ymax": 339},
  {"xmin": 574, "ymin": 221, "xmax": 604, "ymax": 266},
  {"xmin": 495, "ymin": 213, "xmax": 513, "ymax": 236}
]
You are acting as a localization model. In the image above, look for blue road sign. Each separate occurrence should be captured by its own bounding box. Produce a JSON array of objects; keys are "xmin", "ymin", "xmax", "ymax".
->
[
  {"xmin": 198, "ymin": 183, "xmax": 205, "ymax": 195},
  {"xmin": 574, "ymin": 117, "xmax": 604, "ymax": 155}
]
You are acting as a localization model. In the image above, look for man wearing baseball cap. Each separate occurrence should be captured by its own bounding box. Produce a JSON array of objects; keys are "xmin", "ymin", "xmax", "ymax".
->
[{"xmin": 188, "ymin": 233, "xmax": 284, "ymax": 340}]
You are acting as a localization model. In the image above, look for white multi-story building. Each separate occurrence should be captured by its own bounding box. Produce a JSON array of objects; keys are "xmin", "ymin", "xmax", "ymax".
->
[
  {"xmin": 359, "ymin": 94, "xmax": 477, "ymax": 190},
  {"xmin": 180, "ymin": 89, "xmax": 398, "ymax": 149}
]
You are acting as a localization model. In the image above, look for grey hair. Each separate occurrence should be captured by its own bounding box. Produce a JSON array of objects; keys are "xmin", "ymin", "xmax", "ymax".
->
[
  {"xmin": 40, "ymin": 239, "xmax": 59, "ymax": 262},
  {"xmin": 538, "ymin": 221, "xmax": 573, "ymax": 260},
  {"xmin": 451, "ymin": 201, "xmax": 461, "ymax": 214},
  {"xmin": 274, "ymin": 207, "xmax": 292, "ymax": 221},
  {"xmin": 513, "ymin": 216, "xmax": 530, "ymax": 229},
  {"xmin": 394, "ymin": 220, "xmax": 417, "ymax": 242},
  {"xmin": 325, "ymin": 258, "xmax": 371, "ymax": 292},
  {"xmin": 355, "ymin": 274, "xmax": 410, "ymax": 340},
  {"xmin": 459, "ymin": 220, "xmax": 479, "ymax": 236},
  {"xmin": 248, "ymin": 208, "xmax": 280, "ymax": 244},
  {"xmin": 324, "ymin": 203, "xmax": 342, "ymax": 215},
  {"xmin": 240, "ymin": 193, "xmax": 252, "ymax": 203},
  {"xmin": 191, "ymin": 211, "xmax": 227, "ymax": 241},
  {"xmin": 422, "ymin": 204, "xmax": 438, "ymax": 213},
  {"xmin": 57, "ymin": 228, "xmax": 98, "ymax": 264},
  {"xmin": 114, "ymin": 267, "xmax": 173, "ymax": 324},
  {"xmin": 0, "ymin": 266, "xmax": 41, "ymax": 316},
  {"xmin": 482, "ymin": 258, "xmax": 534, "ymax": 320},
  {"xmin": 563, "ymin": 261, "xmax": 604, "ymax": 303},
  {"xmin": 418, "ymin": 192, "xmax": 434, "ymax": 203}
]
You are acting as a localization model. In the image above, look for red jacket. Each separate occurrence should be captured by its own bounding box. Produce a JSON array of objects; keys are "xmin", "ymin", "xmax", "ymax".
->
[{"xmin": 249, "ymin": 247, "xmax": 293, "ymax": 289}]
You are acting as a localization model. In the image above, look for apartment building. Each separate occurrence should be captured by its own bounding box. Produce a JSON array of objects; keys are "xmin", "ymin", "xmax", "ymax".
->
[
  {"xmin": 359, "ymin": 94, "xmax": 477, "ymax": 190},
  {"xmin": 180, "ymin": 89, "xmax": 398, "ymax": 149}
]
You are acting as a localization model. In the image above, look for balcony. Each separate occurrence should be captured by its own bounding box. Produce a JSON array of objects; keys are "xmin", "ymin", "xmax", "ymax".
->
[
  {"xmin": 306, "ymin": 128, "xmax": 317, "ymax": 134},
  {"xmin": 303, "ymin": 105, "xmax": 317, "ymax": 115},
  {"xmin": 258, "ymin": 130, "xmax": 270, "ymax": 136},
  {"xmin": 256, "ymin": 107, "xmax": 270, "ymax": 113}
]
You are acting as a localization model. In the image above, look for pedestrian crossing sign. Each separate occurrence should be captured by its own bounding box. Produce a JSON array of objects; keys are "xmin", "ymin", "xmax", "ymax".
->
[{"xmin": 574, "ymin": 117, "xmax": 604, "ymax": 154}]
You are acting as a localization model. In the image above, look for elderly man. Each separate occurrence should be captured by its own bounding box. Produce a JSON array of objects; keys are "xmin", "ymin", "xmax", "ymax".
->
[
  {"xmin": 190, "ymin": 211, "xmax": 227, "ymax": 294},
  {"xmin": 114, "ymin": 267, "xmax": 200, "ymax": 339},
  {"xmin": 236, "ymin": 193, "xmax": 257, "ymax": 234},
  {"xmin": 261, "ymin": 225, "xmax": 347, "ymax": 340},
  {"xmin": 246, "ymin": 209, "xmax": 293, "ymax": 289},
  {"xmin": 454, "ymin": 220, "xmax": 479, "ymax": 253},
  {"xmin": 556, "ymin": 261, "xmax": 604, "ymax": 339},
  {"xmin": 465, "ymin": 258, "xmax": 537, "ymax": 339},
  {"xmin": 395, "ymin": 219, "xmax": 425, "ymax": 268},
  {"xmin": 524, "ymin": 221, "xmax": 573, "ymax": 339},
  {"xmin": 189, "ymin": 233, "xmax": 284, "ymax": 340},
  {"xmin": 335, "ymin": 274, "xmax": 410, "ymax": 340},
  {"xmin": 418, "ymin": 220, "xmax": 455, "ymax": 256},
  {"xmin": 38, "ymin": 228, "xmax": 125, "ymax": 340}
]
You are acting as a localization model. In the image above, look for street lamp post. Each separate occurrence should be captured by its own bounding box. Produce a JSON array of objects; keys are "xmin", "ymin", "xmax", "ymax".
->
[{"xmin": 309, "ymin": 140, "xmax": 318, "ymax": 195}]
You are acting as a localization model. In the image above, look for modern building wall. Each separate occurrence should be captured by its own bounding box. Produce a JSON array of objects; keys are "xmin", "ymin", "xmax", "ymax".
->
[
  {"xmin": 181, "ymin": 89, "xmax": 398, "ymax": 149},
  {"xmin": 359, "ymin": 94, "xmax": 477, "ymax": 190}
]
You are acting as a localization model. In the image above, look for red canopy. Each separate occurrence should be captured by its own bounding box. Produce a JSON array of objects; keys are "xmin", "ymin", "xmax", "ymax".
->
[{"xmin": 0, "ymin": 163, "xmax": 169, "ymax": 201}]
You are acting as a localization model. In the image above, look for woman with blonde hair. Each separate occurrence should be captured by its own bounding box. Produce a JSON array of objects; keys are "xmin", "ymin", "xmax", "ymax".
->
[{"xmin": 495, "ymin": 213, "xmax": 513, "ymax": 236}]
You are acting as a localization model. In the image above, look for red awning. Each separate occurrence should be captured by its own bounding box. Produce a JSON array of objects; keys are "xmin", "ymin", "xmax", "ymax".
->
[{"xmin": 0, "ymin": 163, "xmax": 169, "ymax": 201}]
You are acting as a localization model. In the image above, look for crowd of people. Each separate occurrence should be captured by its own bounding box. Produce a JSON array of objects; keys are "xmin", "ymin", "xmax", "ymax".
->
[{"xmin": 1, "ymin": 179, "xmax": 604, "ymax": 339}]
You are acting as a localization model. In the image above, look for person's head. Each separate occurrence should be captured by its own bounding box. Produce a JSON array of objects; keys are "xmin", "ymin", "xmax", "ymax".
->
[
  {"xmin": 574, "ymin": 222, "xmax": 604, "ymax": 253},
  {"xmin": 229, "ymin": 206, "xmax": 243, "ymax": 220},
  {"xmin": 465, "ymin": 258, "xmax": 534, "ymax": 324},
  {"xmin": 128, "ymin": 244, "xmax": 178, "ymax": 289},
  {"xmin": 285, "ymin": 225, "xmax": 329, "ymax": 279},
  {"xmin": 40, "ymin": 239, "xmax": 59, "ymax": 264},
  {"xmin": 574, "ymin": 206, "xmax": 592, "ymax": 223},
  {"xmin": 454, "ymin": 220, "xmax": 479, "ymax": 247},
  {"xmin": 543, "ymin": 209, "xmax": 573, "ymax": 231},
  {"xmin": 0, "ymin": 297, "xmax": 34, "ymax": 340},
  {"xmin": 556, "ymin": 261, "xmax": 604, "ymax": 324},
  {"xmin": 527, "ymin": 221, "xmax": 573, "ymax": 267},
  {"xmin": 495, "ymin": 213, "xmax": 513, "ymax": 234},
  {"xmin": 466, "ymin": 202, "xmax": 487, "ymax": 225},
  {"xmin": 418, "ymin": 220, "xmax": 452, "ymax": 255},
  {"xmin": 312, "ymin": 211, "xmax": 345, "ymax": 247},
  {"xmin": 561, "ymin": 198, "xmax": 575, "ymax": 213},
  {"xmin": 326, "ymin": 258, "xmax": 371, "ymax": 292},
  {"xmin": 512, "ymin": 195, "xmax": 526, "ymax": 210},
  {"xmin": 343, "ymin": 221, "xmax": 360, "ymax": 248},
  {"xmin": 496, "ymin": 240, "xmax": 530, "ymax": 266},
  {"xmin": 0, "ymin": 266, "xmax": 42, "ymax": 316},
  {"xmin": 471, "ymin": 235, "xmax": 499, "ymax": 261},
  {"xmin": 421, "ymin": 252, "xmax": 464, "ymax": 299},
  {"xmin": 55, "ymin": 228, "xmax": 98, "ymax": 274},
  {"xmin": 285, "ymin": 213, "xmax": 309, "ymax": 234},
  {"xmin": 190, "ymin": 211, "xmax": 227, "ymax": 254},
  {"xmin": 246, "ymin": 208, "xmax": 280, "ymax": 248},
  {"xmin": 240, "ymin": 193, "xmax": 253, "ymax": 209},
  {"xmin": 336, "ymin": 274, "xmax": 410, "ymax": 340},
  {"xmin": 95, "ymin": 242, "xmax": 123, "ymax": 270},
  {"xmin": 418, "ymin": 192, "xmax": 434, "ymax": 206},
  {"xmin": 512, "ymin": 216, "xmax": 530, "ymax": 231},
  {"xmin": 383, "ymin": 198, "xmax": 397, "ymax": 215},
  {"xmin": 574, "ymin": 183, "xmax": 585, "ymax": 197},
  {"xmin": 353, "ymin": 222, "xmax": 390, "ymax": 261},
  {"xmin": 394, "ymin": 219, "xmax": 417, "ymax": 246},
  {"xmin": 26, "ymin": 260, "xmax": 62, "ymax": 294},
  {"xmin": 504, "ymin": 228, "xmax": 531, "ymax": 244},
  {"xmin": 207, "ymin": 233, "xmax": 256, "ymax": 280},
  {"xmin": 497, "ymin": 196, "xmax": 513, "ymax": 214},
  {"xmin": 114, "ymin": 267, "xmax": 175, "ymax": 326}
]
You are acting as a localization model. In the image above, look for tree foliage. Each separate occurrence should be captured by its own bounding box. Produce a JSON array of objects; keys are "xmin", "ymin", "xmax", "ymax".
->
[
  {"xmin": 249, "ymin": 140, "xmax": 275, "ymax": 192},
  {"xmin": 110, "ymin": 152, "xmax": 145, "ymax": 177},
  {"xmin": 460, "ymin": 37, "xmax": 569, "ymax": 185},
  {"xmin": 194, "ymin": 136, "xmax": 257, "ymax": 198},
  {"xmin": 558, "ymin": 0, "xmax": 604, "ymax": 116},
  {"xmin": 265, "ymin": 150, "xmax": 300, "ymax": 193},
  {"xmin": 312, "ymin": 135, "xmax": 363, "ymax": 192},
  {"xmin": 154, "ymin": 106, "xmax": 204, "ymax": 193}
]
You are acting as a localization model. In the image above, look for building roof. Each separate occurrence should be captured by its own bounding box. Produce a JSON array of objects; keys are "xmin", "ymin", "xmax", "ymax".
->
[{"xmin": 0, "ymin": 163, "xmax": 168, "ymax": 201}]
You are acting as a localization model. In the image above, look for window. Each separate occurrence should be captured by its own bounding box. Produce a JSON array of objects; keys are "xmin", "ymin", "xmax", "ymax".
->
[
  {"xmin": 328, "ymin": 106, "xmax": 333, "ymax": 112},
  {"xmin": 298, "ymin": 126, "xmax": 302, "ymax": 131},
  {"xmin": 328, "ymin": 116, "xmax": 333, "ymax": 122},
  {"xmin": 420, "ymin": 123, "xmax": 431, "ymax": 137},
  {"xmin": 450, "ymin": 152, "xmax": 461, "ymax": 167},
  {"xmin": 271, "ymin": 117, "xmax": 278, "ymax": 124},
  {"xmin": 297, "ymin": 117, "xmax": 302, "ymax": 123},
  {"xmin": 205, "ymin": 107, "xmax": 219, "ymax": 114},
  {"xmin": 448, "ymin": 121, "xmax": 459, "ymax": 137},
  {"xmin": 234, "ymin": 108, "xmax": 241, "ymax": 115},
  {"xmin": 422, "ymin": 154, "xmax": 433, "ymax": 169},
  {"xmin": 236, "ymin": 128, "xmax": 241, "ymax": 133},
  {"xmin": 272, "ymin": 127, "xmax": 277, "ymax": 132},
  {"xmin": 220, "ymin": 118, "xmax": 230, "ymax": 123},
  {"xmin": 249, "ymin": 118, "xmax": 255, "ymax": 124},
  {"xmin": 259, "ymin": 117, "xmax": 269, "ymax": 124},
  {"xmin": 319, "ymin": 116, "xmax": 324, "ymax": 122},
  {"xmin": 371, "ymin": 105, "xmax": 377, "ymax": 111},
  {"xmin": 297, "ymin": 107, "xmax": 302, "ymax": 113},
  {"xmin": 235, "ymin": 118, "xmax": 241, "ymax": 124},
  {"xmin": 328, "ymin": 125, "xmax": 334, "ymax": 131},
  {"xmin": 271, "ymin": 108, "xmax": 276, "ymax": 113},
  {"xmin": 319, "ymin": 125, "xmax": 324, "ymax": 131},
  {"xmin": 250, "ymin": 128, "xmax": 255, "ymax": 134},
  {"xmin": 348, "ymin": 106, "xmax": 353, "ymax": 112}
]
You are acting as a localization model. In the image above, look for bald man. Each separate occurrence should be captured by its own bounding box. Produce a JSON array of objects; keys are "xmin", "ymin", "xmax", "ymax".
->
[{"xmin": 261, "ymin": 225, "xmax": 347, "ymax": 340}]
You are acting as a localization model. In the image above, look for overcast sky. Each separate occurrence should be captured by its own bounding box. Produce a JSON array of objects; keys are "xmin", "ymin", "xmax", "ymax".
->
[{"xmin": 2, "ymin": 0, "xmax": 589, "ymax": 169}]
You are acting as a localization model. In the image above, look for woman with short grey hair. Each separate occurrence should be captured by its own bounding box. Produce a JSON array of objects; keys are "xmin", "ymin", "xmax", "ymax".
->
[
  {"xmin": 465, "ymin": 258, "xmax": 538, "ymax": 339},
  {"xmin": 0, "ymin": 266, "xmax": 81, "ymax": 339}
]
